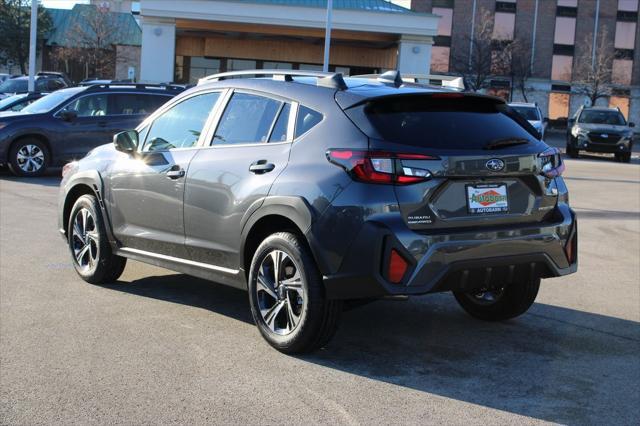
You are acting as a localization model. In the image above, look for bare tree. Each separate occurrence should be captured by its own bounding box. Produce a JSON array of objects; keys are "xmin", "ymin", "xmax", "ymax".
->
[
  {"xmin": 51, "ymin": 5, "xmax": 117, "ymax": 79},
  {"xmin": 451, "ymin": 8, "xmax": 513, "ymax": 92},
  {"xmin": 0, "ymin": 0, "xmax": 51, "ymax": 74},
  {"xmin": 573, "ymin": 28, "xmax": 614, "ymax": 106},
  {"xmin": 508, "ymin": 40, "xmax": 533, "ymax": 102}
]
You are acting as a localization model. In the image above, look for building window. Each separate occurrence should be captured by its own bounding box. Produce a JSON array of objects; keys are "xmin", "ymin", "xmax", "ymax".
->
[
  {"xmin": 493, "ymin": 12, "xmax": 515, "ymax": 40},
  {"xmin": 433, "ymin": 7, "xmax": 453, "ymax": 37},
  {"xmin": 614, "ymin": 21, "xmax": 637, "ymax": 50},
  {"xmin": 612, "ymin": 59, "xmax": 633, "ymax": 85},
  {"xmin": 618, "ymin": 0, "xmax": 639, "ymax": 11},
  {"xmin": 554, "ymin": 17, "xmax": 577, "ymax": 45},
  {"xmin": 551, "ymin": 55, "xmax": 573, "ymax": 81},
  {"xmin": 227, "ymin": 59, "xmax": 257, "ymax": 71},
  {"xmin": 557, "ymin": 0, "xmax": 578, "ymax": 6},
  {"xmin": 549, "ymin": 93, "xmax": 570, "ymax": 120},
  {"xmin": 262, "ymin": 62, "xmax": 293, "ymax": 70},
  {"xmin": 609, "ymin": 96, "xmax": 630, "ymax": 119},
  {"xmin": 431, "ymin": 46, "xmax": 450, "ymax": 73}
]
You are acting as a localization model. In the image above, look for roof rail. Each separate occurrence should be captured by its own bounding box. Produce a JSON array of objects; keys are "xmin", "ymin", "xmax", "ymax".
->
[
  {"xmin": 198, "ymin": 69, "xmax": 348, "ymax": 90},
  {"xmin": 83, "ymin": 82, "xmax": 186, "ymax": 92},
  {"xmin": 352, "ymin": 73, "xmax": 466, "ymax": 91}
]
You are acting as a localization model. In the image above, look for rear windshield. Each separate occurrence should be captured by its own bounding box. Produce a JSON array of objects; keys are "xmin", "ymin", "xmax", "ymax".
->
[{"xmin": 349, "ymin": 95, "xmax": 538, "ymax": 150}]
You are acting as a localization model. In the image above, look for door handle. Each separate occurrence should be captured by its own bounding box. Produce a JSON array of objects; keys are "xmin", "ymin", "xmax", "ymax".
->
[
  {"xmin": 249, "ymin": 160, "xmax": 275, "ymax": 174},
  {"xmin": 166, "ymin": 166, "xmax": 185, "ymax": 179}
]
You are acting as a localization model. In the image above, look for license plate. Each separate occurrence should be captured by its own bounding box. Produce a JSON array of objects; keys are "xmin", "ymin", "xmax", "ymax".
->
[{"xmin": 466, "ymin": 184, "xmax": 509, "ymax": 214}]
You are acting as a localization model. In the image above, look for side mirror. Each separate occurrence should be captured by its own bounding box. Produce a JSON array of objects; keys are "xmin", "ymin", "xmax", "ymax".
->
[
  {"xmin": 629, "ymin": 122, "xmax": 635, "ymax": 128},
  {"xmin": 543, "ymin": 117, "xmax": 549, "ymax": 123},
  {"xmin": 567, "ymin": 118, "xmax": 575, "ymax": 127},
  {"xmin": 114, "ymin": 130, "xmax": 138, "ymax": 154},
  {"xmin": 60, "ymin": 110, "xmax": 77, "ymax": 122}
]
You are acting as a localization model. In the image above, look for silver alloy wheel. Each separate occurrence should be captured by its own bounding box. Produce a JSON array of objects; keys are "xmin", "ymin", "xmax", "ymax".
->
[
  {"xmin": 71, "ymin": 208, "xmax": 99, "ymax": 271},
  {"xmin": 256, "ymin": 249, "xmax": 305, "ymax": 335},
  {"xmin": 16, "ymin": 144, "xmax": 45, "ymax": 173}
]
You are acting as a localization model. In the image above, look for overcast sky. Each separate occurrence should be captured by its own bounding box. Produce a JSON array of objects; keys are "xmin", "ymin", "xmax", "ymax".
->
[{"xmin": 40, "ymin": 0, "xmax": 88, "ymax": 9}]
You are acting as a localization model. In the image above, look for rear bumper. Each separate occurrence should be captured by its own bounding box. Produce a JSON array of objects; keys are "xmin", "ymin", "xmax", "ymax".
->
[{"xmin": 321, "ymin": 206, "xmax": 577, "ymax": 300}]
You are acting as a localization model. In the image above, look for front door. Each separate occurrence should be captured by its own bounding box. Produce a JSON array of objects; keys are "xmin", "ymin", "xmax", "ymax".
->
[
  {"xmin": 184, "ymin": 91, "xmax": 295, "ymax": 273},
  {"xmin": 107, "ymin": 91, "xmax": 223, "ymax": 258}
]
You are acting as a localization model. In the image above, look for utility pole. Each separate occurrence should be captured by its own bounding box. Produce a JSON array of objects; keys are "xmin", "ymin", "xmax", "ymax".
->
[
  {"xmin": 468, "ymin": 0, "xmax": 477, "ymax": 69},
  {"xmin": 28, "ymin": 0, "xmax": 38, "ymax": 92},
  {"xmin": 322, "ymin": 0, "xmax": 333, "ymax": 72},
  {"xmin": 592, "ymin": 0, "xmax": 600, "ymax": 70}
]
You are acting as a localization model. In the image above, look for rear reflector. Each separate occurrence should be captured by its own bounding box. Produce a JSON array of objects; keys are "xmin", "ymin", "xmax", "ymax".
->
[
  {"xmin": 388, "ymin": 249, "xmax": 408, "ymax": 284},
  {"xmin": 326, "ymin": 149, "xmax": 438, "ymax": 185}
]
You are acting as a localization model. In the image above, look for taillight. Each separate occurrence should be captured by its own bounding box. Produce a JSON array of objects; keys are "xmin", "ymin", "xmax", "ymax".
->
[
  {"xmin": 326, "ymin": 149, "xmax": 438, "ymax": 185},
  {"xmin": 539, "ymin": 147, "xmax": 565, "ymax": 178}
]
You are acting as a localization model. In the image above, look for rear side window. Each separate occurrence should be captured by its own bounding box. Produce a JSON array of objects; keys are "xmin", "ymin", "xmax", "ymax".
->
[
  {"xmin": 213, "ymin": 92, "xmax": 282, "ymax": 145},
  {"xmin": 295, "ymin": 105, "xmax": 322, "ymax": 138},
  {"xmin": 511, "ymin": 106, "xmax": 540, "ymax": 121},
  {"xmin": 111, "ymin": 94, "xmax": 170, "ymax": 115},
  {"xmin": 351, "ymin": 95, "xmax": 538, "ymax": 150}
]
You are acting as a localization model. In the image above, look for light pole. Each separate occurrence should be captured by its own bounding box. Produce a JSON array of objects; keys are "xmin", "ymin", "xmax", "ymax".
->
[
  {"xmin": 322, "ymin": 0, "xmax": 333, "ymax": 72},
  {"xmin": 28, "ymin": 0, "xmax": 38, "ymax": 92}
]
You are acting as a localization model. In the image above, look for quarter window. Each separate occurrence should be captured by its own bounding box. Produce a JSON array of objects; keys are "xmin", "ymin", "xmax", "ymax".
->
[
  {"xmin": 295, "ymin": 106, "xmax": 323, "ymax": 138},
  {"xmin": 143, "ymin": 92, "xmax": 220, "ymax": 152},
  {"xmin": 213, "ymin": 92, "xmax": 283, "ymax": 145}
]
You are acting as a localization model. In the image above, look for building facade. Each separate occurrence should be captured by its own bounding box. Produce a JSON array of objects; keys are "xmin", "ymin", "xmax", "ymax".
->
[
  {"xmin": 412, "ymin": 0, "xmax": 640, "ymax": 123},
  {"xmin": 138, "ymin": 0, "xmax": 439, "ymax": 84}
]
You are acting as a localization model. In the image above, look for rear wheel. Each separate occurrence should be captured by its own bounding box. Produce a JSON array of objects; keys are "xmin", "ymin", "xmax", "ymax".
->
[
  {"xmin": 248, "ymin": 232, "xmax": 342, "ymax": 353},
  {"xmin": 453, "ymin": 278, "xmax": 540, "ymax": 321},
  {"xmin": 8, "ymin": 138, "xmax": 50, "ymax": 177},
  {"xmin": 68, "ymin": 194, "xmax": 127, "ymax": 284}
]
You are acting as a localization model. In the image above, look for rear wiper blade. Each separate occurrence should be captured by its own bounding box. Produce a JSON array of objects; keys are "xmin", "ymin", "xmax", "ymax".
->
[{"xmin": 483, "ymin": 138, "xmax": 530, "ymax": 150}]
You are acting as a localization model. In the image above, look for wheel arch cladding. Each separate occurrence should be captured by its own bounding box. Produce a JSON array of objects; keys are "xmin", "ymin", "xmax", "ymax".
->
[
  {"xmin": 62, "ymin": 184, "xmax": 98, "ymax": 236},
  {"xmin": 241, "ymin": 197, "xmax": 315, "ymax": 279},
  {"xmin": 62, "ymin": 171, "xmax": 107, "ymax": 237}
]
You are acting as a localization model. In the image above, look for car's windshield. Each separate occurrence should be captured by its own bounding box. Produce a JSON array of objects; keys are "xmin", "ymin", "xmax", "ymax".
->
[
  {"xmin": 21, "ymin": 88, "xmax": 84, "ymax": 114},
  {"xmin": 578, "ymin": 110, "xmax": 626, "ymax": 125},
  {"xmin": 0, "ymin": 79, "xmax": 27, "ymax": 93},
  {"xmin": 511, "ymin": 106, "xmax": 540, "ymax": 121},
  {"xmin": 0, "ymin": 94, "xmax": 27, "ymax": 109}
]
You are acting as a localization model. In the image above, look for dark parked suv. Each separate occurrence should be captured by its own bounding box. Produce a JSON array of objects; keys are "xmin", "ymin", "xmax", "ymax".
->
[
  {"xmin": 567, "ymin": 106, "xmax": 635, "ymax": 162},
  {"xmin": 0, "ymin": 83, "xmax": 183, "ymax": 176},
  {"xmin": 58, "ymin": 71, "xmax": 577, "ymax": 353}
]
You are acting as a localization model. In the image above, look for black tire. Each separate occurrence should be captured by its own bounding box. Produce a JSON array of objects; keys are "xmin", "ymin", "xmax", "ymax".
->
[
  {"xmin": 8, "ymin": 138, "xmax": 50, "ymax": 177},
  {"xmin": 453, "ymin": 278, "xmax": 540, "ymax": 321},
  {"xmin": 248, "ymin": 232, "xmax": 342, "ymax": 354},
  {"xmin": 566, "ymin": 144, "xmax": 579, "ymax": 158},
  {"xmin": 68, "ymin": 194, "xmax": 126, "ymax": 284},
  {"xmin": 615, "ymin": 152, "xmax": 631, "ymax": 163}
]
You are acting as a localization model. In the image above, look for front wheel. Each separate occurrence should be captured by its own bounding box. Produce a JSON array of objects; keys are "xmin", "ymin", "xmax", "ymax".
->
[
  {"xmin": 68, "ymin": 194, "xmax": 127, "ymax": 284},
  {"xmin": 248, "ymin": 232, "xmax": 342, "ymax": 353},
  {"xmin": 8, "ymin": 138, "xmax": 50, "ymax": 177},
  {"xmin": 453, "ymin": 278, "xmax": 540, "ymax": 321}
]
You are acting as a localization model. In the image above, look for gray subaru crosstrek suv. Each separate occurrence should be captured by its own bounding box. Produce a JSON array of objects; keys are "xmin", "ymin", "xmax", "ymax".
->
[{"xmin": 58, "ymin": 71, "xmax": 577, "ymax": 353}]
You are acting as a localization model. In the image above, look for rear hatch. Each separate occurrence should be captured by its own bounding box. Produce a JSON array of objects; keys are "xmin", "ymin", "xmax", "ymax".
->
[{"xmin": 339, "ymin": 92, "xmax": 560, "ymax": 231}]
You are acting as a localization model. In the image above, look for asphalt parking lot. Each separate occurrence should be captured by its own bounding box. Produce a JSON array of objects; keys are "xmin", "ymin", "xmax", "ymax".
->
[{"xmin": 1, "ymin": 148, "xmax": 639, "ymax": 424}]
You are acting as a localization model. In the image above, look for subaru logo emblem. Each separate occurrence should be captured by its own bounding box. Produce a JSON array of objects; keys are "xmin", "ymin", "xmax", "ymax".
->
[{"xmin": 486, "ymin": 159, "xmax": 505, "ymax": 172}]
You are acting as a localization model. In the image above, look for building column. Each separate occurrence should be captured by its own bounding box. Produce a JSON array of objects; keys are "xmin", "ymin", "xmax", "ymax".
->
[
  {"xmin": 630, "ymin": 88, "xmax": 640, "ymax": 126},
  {"xmin": 397, "ymin": 35, "xmax": 433, "ymax": 74},
  {"xmin": 140, "ymin": 17, "xmax": 176, "ymax": 83}
]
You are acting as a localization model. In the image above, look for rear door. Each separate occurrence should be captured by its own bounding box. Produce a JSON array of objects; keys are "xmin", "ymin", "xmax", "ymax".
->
[
  {"xmin": 183, "ymin": 90, "xmax": 295, "ymax": 274},
  {"xmin": 343, "ymin": 93, "xmax": 559, "ymax": 231}
]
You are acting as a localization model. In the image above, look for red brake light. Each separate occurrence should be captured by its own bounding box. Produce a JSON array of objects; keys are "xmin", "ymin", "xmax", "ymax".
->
[
  {"xmin": 327, "ymin": 149, "xmax": 439, "ymax": 185},
  {"xmin": 388, "ymin": 249, "xmax": 408, "ymax": 284}
]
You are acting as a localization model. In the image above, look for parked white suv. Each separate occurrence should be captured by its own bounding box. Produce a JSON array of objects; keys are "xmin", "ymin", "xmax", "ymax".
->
[{"xmin": 509, "ymin": 102, "xmax": 548, "ymax": 139}]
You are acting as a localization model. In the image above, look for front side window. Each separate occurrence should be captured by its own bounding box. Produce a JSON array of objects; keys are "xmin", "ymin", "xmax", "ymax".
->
[
  {"xmin": 213, "ymin": 92, "xmax": 283, "ymax": 145},
  {"xmin": 60, "ymin": 94, "xmax": 109, "ymax": 117},
  {"xmin": 143, "ymin": 92, "xmax": 220, "ymax": 152}
]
